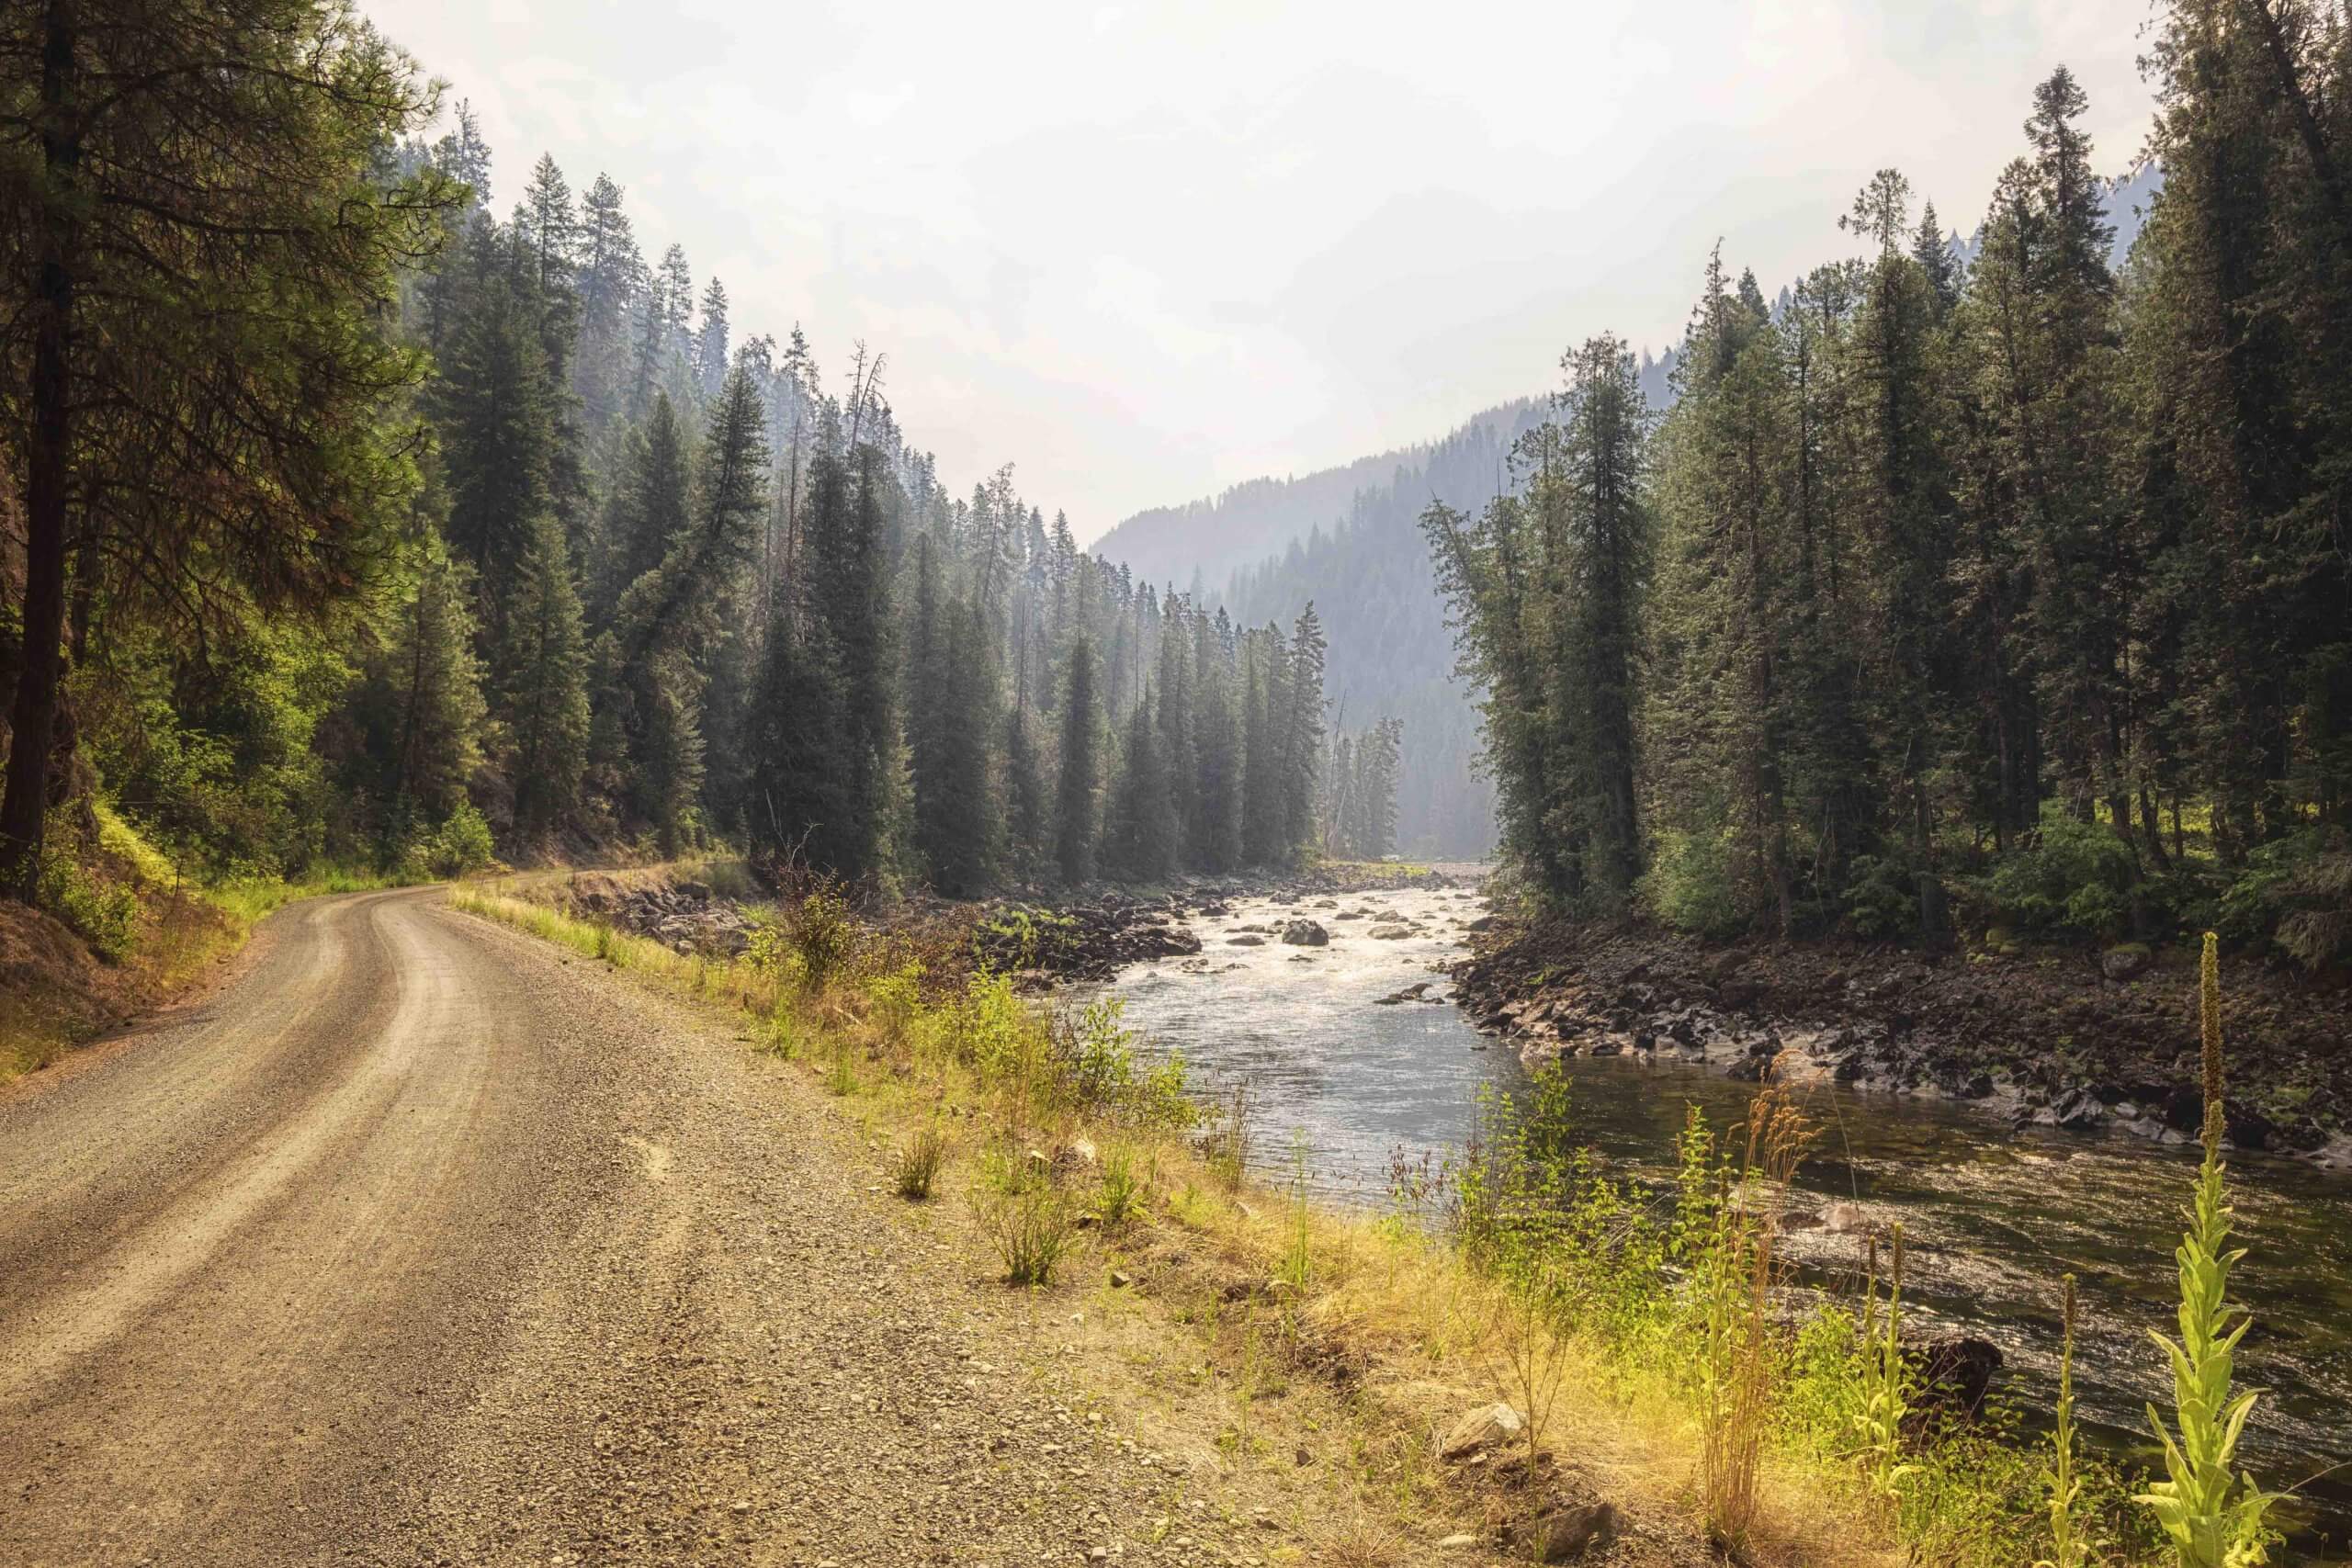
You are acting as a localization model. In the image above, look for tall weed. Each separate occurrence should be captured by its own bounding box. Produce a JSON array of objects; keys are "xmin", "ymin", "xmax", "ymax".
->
[{"xmin": 2135, "ymin": 934, "xmax": 2277, "ymax": 1566}]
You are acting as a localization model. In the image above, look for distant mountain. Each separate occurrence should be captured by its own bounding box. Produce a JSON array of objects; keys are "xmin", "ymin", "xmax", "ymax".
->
[{"xmin": 1093, "ymin": 349, "xmax": 1681, "ymax": 592}]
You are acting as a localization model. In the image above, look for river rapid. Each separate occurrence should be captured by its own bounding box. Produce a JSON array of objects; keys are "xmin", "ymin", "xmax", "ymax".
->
[{"xmin": 1095, "ymin": 882, "xmax": 2352, "ymax": 1554}]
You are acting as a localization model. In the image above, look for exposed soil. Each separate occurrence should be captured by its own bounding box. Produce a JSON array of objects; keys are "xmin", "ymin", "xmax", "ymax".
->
[{"xmin": 1448, "ymin": 917, "xmax": 2352, "ymax": 1162}]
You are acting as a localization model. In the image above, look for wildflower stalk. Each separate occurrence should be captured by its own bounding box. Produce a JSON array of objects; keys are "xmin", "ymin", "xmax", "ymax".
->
[
  {"xmin": 2136, "ymin": 933, "xmax": 2278, "ymax": 1567},
  {"xmin": 2043, "ymin": 1273, "xmax": 2085, "ymax": 1568},
  {"xmin": 1855, "ymin": 1223, "xmax": 1911, "ymax": 1508}
]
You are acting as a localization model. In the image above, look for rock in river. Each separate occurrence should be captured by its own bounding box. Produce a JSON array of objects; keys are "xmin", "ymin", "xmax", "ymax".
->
[{"xmin": 1279, "ymin": 919, "xmax": 1329, "ymax": 947}]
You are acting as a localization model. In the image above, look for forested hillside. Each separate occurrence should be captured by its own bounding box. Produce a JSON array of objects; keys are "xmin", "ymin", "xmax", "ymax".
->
[
  {"xmin": 0, "ymin": 11, "xmax": 1386, "ymax": 943},
  {"xmin": 1430, "ymin": 42, "xmax": 2350, "ymax": 967}
]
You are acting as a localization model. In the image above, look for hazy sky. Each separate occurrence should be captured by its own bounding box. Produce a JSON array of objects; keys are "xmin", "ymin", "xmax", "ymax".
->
[{"xmin": 375, "ymin": 0, "xmax": 2162, "ymax": 541}]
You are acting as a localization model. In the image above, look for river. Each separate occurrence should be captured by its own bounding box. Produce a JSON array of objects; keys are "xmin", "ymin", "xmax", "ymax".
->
[{"xmin": 1097, "ymin": 882, "xmax": 2352, "ymax": 1554}]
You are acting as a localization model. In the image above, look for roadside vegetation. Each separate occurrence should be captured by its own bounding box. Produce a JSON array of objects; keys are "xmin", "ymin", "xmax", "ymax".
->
[
  {"xmin": 0, "ymin": 805, "xmax": 447, "ymax": 1084},
  {"xmin": 458, "ymin": 866, "xmax": 2284, "ymax": 1566}
]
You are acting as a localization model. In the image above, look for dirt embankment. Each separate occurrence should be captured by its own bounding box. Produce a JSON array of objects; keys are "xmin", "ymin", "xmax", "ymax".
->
[
  {"xmin": 1, "ymin": 886, "xmax": 239, "ymax": 1081},
  {"xmin": 1449, "ymin": 918, "xmax": 2352, "ymax": 1162}
]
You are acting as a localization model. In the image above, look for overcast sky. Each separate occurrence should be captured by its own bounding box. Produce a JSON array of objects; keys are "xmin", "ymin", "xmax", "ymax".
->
[{"xmin": 374, "ymin": 0, "xmax": 2162, "ymax": 542}]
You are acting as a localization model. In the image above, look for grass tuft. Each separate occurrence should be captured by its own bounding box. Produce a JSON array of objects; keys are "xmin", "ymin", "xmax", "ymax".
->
[
  {"xmin": 895, "ymin": 1119, "xmax": 949, "ymax": 1200},
  {"xmin": 983, "ymin": 1180, "xmax": 1078, "ymax": 1286}
]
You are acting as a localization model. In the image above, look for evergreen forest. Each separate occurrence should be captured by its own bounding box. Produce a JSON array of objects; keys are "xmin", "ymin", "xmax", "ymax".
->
[{"xmin": 1427, "ymin": 43, "xmax": 2350, "ymax": 966}]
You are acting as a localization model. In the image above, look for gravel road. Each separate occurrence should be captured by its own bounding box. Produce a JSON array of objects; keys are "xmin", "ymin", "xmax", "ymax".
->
[{"xmin": 0, "ymin": 889, "xmax": 1269, "ymax": 1567}]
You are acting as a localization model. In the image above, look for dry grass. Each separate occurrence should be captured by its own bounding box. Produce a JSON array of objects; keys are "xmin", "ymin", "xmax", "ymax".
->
[{"xmin": 2, "ymin": 881, "xmax": 241, "ymax": 1082}]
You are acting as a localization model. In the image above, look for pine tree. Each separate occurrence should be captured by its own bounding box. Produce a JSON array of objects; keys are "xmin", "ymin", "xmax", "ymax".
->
[
  {"xmin": 572, "ymin": 172, "xmax": 639, "ymax": 426},
  {"xmin": 1192, "ymin": 609, "xmax": 1244, "ymax": 873},
  {"xmin": 1056, "ymin": 639, "xmax": 1102, "ymax": 885},
  {"xmin": 518, "ymin": 153, "xmax": 577, "ymax": 296},
  {"xmin": 0, "ymin": 3, "xmax": 454, "ymax": 895},
  {"xmin": 1279, "ymin": 604, "xmax": 1328, "ymax": 861},
  {"xmin": 1106, "ymin": 694, "xmax": 1178, "ymax": 883},
  {"xmin": 1560, "ymin": 335, "xmax": 1653, "ymax": 904},
  {"xmin": 1005, "ymin": 707, "xmax": 1048, "ymax": 881},
  {"xmin": 1155, "ymin": 592, "xmax": 1198, "ymax": 856},
  {"xmin": 497, "ymin": 510, "xmax": 592, "ymax": 834},
  {"xmin": 348, "ymin": 537, "xmax": 487, "ymax": 829},
  {"xmin": 435, "ymin": 258, "xmax": 559, "ymax": 632},
  {"xmin": 595, "ymin": 391, "xmax": 691, "ymax": 618},
  {"xmin": 791, "ymin": 393, "xmax": 895, "ymax": 879},
  {"xmin": 695, "ymin": 276, "xmax": 730, "ymax": 396}
]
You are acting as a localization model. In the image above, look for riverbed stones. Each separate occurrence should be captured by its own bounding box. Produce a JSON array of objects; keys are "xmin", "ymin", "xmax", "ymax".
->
[
  {"xmin": 560, "ymin": 874, "xmax": 756, "ymax": 957},
  {"xmin": 2100, "ymin": 942, "xmax": 2154, "ymax": 981},
  {"xmin": 1439, "ymin": 1402, "xmax": 1523, "ymax": 1461},
  {"xmin": 1227, "ymin": 934, "xmax": 1265, "ymax": 947},
  {"xmin": 1279, "ymin": 919, "xmax": 1329, "ymax": 947},
  {"xmin": 1368, "ymin": 923, "xmax": 1413, "ymax": 940},
  {"xmin": 1821, "ymin": 1201, "xmax": 1867, "ymax": 1235}
]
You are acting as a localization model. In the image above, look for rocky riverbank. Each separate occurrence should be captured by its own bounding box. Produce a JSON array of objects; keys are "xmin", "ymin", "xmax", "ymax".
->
[{"xmin": 1449, "ymin": 917, "xmax": 2352, "ymax": 1164}]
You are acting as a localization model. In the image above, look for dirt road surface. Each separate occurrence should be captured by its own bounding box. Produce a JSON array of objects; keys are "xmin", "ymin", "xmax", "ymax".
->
[{"xmin": 0, "ymin": 889, "xmax": 1269, "ymax": 1567}]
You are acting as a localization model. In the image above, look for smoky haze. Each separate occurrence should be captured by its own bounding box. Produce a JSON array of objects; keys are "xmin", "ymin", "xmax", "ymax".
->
[{"xmin": 375, "ymin": 0, "xmax": 2158, "ymax": 541}]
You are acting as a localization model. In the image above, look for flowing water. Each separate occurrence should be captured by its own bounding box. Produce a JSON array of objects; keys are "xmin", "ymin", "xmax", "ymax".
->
[{"xmin": 1098, "ymin": 883, "xmax": 2352, "ymax": 1553}]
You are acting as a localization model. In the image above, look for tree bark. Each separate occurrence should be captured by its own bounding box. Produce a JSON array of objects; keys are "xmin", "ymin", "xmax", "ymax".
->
[{"xmin": 1, "ymin": 0, "xmax": 80, "ymax": 903}]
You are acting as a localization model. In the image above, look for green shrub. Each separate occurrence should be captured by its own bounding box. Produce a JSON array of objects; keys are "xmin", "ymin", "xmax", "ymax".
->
[
  {"xmin": 1639, "ymin": 825, "xmax": 1749, "ymax": 938},
  {"xmin": 785, "ymin": 882, "xmax": 858, "ymax": 993},
  {"xmin": 37, "ymin": 817, "xmax": 140, "ymax": 963},
  {"xmin": 1982, "ymin": 815, "xmax": 2139, "ymax": 940},
  {"xmin": 416, "ymin": 803, "xmax": 496, "ymax": 880},
  {"xmin": 895, "ymin": 1120, "xmax": 949, "ymax": 1200},
  {"xmin": 1097, "ymin": 1141, "xmax": 1147, "ymax": 1227},
  {"xmin": 1051, "ymin": 996, "xmax": 1194, "ymax": 1128},
  {"xmin": 974, "ymin": 906, "xmax": 1082, "ymax": 972},
  {"xmin": 2219, "ymin": 827, "xmax": 2350, "ymax": 969},
  {"xmin": 1843, "ymin": 854, "xmax": 1917, "ymax": 940}
]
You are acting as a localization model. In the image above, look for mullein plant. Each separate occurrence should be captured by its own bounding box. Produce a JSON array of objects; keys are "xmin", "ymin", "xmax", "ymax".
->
[
  {"xmin": 1855, "ymin": 1224, "xmax": 1913, "ymax": 1508},
  {"xmin": 2137, "ymin": 934, "xmax": 2278, "ymax": 1566},
  {"xmin": 2042, "ymin": 1274, "xmax": 2086, "ymax": 1568}
]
